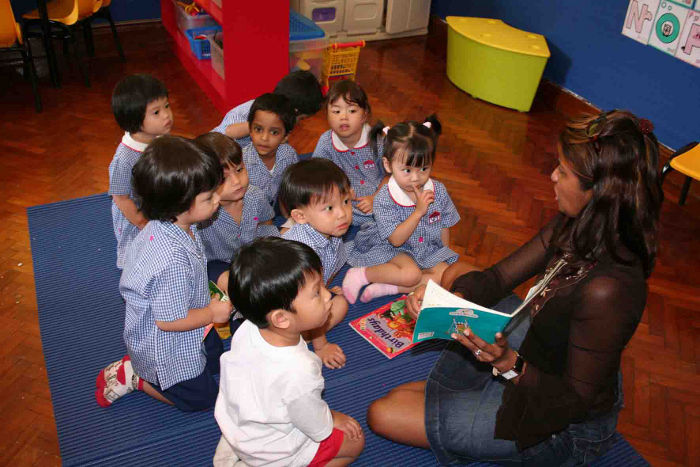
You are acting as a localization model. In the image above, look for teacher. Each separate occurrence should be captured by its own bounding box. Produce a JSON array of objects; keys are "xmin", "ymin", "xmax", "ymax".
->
[{"xmin": 367, "ymin": 110, "xmax": 662, "ymax": 465}]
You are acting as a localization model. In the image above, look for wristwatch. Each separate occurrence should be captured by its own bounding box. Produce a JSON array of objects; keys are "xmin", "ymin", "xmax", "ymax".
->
[{"xmin": 493, "ymin": 351, "xmax": 525, "ymax": 380}]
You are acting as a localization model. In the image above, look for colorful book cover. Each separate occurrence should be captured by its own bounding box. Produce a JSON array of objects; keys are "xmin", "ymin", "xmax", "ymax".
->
[
  {"xmin": 412, "ymin": 280, "xmax": 518, "ymax": 345},
  {"xmin": 349, "ymin": 296, "xmax": 418, "ymax": 359},
  {"xmin": 207, "ymin": 280, "xmax": 231, "ymax": 340}
]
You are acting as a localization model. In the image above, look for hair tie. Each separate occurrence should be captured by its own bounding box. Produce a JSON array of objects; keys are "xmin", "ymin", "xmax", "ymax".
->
[
  {"xmin": 423, "ymin": 121, "xmax": 432, "ymax": 129},
  {"xmin": 639, "ymin": 118, "xmax": 654, "ymax": 135},
  {"xmin": 382, "ymin": 126, "xmax": 390, "ymax": 135}
]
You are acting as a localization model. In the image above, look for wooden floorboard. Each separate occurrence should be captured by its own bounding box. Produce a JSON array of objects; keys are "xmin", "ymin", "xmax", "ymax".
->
[{"xmin": 0, "ymin": 22, "xmax": 697, "ymax": 466}]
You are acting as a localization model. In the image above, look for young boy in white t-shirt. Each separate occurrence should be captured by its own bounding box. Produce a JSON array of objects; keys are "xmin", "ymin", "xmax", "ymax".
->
[{"xmin": 214, "ymin": 237, "xmax": 364, "ymax": 467}]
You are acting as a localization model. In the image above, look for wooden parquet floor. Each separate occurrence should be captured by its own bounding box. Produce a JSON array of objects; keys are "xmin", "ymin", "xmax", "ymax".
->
[{"xmin": 0, "ymin": 23, "xmax": 697, "ymax": 466}]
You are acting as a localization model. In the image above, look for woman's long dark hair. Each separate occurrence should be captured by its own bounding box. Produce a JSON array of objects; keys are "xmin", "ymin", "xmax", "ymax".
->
[{"xmin": 556, "ymin": 110, "xmax": 663, "ymax": 277}]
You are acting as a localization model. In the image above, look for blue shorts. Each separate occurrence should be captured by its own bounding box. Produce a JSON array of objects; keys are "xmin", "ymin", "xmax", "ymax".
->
[{"xmin": 151, "ymin": 330, "xmax": 223, "ymax": 412}]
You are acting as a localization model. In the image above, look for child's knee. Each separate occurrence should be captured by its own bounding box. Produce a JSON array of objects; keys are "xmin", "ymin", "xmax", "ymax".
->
[
  {"xmin": 401, "ymin": 265, "xmax": 422, "ymax": 286},
  {"xmin": 366, "ymin": 397, "xmax": 390, "ymax": 435}
]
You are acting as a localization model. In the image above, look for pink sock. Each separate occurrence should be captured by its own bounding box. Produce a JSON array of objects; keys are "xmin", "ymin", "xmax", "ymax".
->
[
  {"xmin": 342, "ymin": 267, "xmax": 369, "ymax": 304},
  {"xmin": 95, "ymin": 355, "xmax": 143, "ymax": 407},
  {"xmin": 360, "ymin": 283, "xmax": 399, "ymax": 303}
]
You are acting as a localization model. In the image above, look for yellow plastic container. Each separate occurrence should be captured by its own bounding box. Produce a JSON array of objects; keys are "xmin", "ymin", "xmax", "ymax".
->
[
  {"xmin": 446, "ymin": 17, "xmax": 550, "ymax": 112},
  {"xmin": 321, "ymin": 41, "xmax": 365, "ymax": 94}
]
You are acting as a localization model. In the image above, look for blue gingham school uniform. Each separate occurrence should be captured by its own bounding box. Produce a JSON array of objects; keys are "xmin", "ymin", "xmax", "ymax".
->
[
  {"xmin": 121, "ymin": 221, "xmax": 211, "ymax": 390},
  {"xmin": 211, "ymin": 99, "xmax": 253, "ymax": 149},
  {"xmin": 243, "ymin": 142, "xmax": 298, "ymax": 205},
  {"xmin": 347, "ymin": 177, "xmax": 461, "ymax": 269},
  {"xmin": 312, "ymin": 124, "xmax": 385, "ymax": 225},
  {"xmin": 108, "ymin": 133, "xmax": 147, "ymax": 269},
  {"xmin": 283, "ymin": 223, "xmax": 347, "ymax": 285},
  {"xmin": 198, "ymin": 185, "xmax": 279, "ymax": 262}
]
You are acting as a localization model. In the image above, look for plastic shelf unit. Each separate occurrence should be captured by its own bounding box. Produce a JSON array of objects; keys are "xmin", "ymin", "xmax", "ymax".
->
[{"xmin": 161, "ymin": 0, "xmax": 289, "ymax": 114}]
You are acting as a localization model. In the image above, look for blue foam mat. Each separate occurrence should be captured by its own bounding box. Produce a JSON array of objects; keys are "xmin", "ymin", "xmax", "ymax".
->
[{"xmin": 28, "ymin": 193, "xmax": 649, "ymax": 466}]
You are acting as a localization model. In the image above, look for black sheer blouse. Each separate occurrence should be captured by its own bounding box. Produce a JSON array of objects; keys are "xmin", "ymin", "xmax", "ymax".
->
[{"xmin": 451, "ymin": 214, "xmax": 647, "ymax": 449}]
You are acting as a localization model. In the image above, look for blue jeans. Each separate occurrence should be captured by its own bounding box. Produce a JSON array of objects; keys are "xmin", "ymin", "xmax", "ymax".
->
[{"xmin": 424, "ymin": 295, "xmax": 623, "ymax": 466}]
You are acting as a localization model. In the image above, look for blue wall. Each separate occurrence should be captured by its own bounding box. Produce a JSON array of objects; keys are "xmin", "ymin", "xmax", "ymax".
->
[
  {"xmin": 432, "ymin": 0, "xmax": 699, "ymax": 150},
  {"xmin": 10, "ymin": 0, "xmax": 160, "ymax": 22}
]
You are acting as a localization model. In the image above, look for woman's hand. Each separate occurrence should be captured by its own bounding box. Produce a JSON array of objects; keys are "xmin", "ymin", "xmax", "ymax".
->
[
  {"xmin": 452, "ymin": 328, "xmax": 518, "ymax": 374},
  {"xmin": 405, "ymin": 285, "xmax": 426, "ymax": 319}
]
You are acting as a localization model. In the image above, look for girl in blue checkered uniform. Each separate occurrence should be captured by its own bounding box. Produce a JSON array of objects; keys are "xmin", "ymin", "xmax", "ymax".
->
[
  {"xmin": 312, "ymin": 80, "xmax": 387, "ymax": 225},
  {"xmin": 344, "ymin": 116, "xmax": 461, "ymax": 303},
  {"xmin": 195, "ymin": 133, "xmax": 280, "ymax": 294}
]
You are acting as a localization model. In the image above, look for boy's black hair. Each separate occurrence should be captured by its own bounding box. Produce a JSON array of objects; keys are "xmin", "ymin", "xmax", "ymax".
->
[
  {"xmin": 247, "ymin": 93, "xmax": 297, "ymax": 135},
  {"xmin": 278, "ymin": 159, "xmax": 351, "ymax": 213},
  {"xmin": 274, "ymin": 70, "xmax": 324, "ymax": 117},
  {"xmin": 132, "ymin": 135, "xmax": 223, "ymax": 222},
  {"xmin": 326, "ymin": 79, "xmax": 371, "ymax": 115},
  {"xmin": 112, "ymin": 74, "xmax": 169, "ymax": 134},
  {"xmin": 370, "ymin": 114, "xmax": 442, "ymax": 167},
  {"xmin": 228, "ymin": 237, "xmax": 323, "ymax": 328},
  {"xmin": 194, "ymin": 132, "xmax": 242, "ymax": 168}
]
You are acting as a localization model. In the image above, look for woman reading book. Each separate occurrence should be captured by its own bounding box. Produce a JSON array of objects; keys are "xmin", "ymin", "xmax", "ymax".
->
[{"xmin": 366, "ymin": 110, "xmax": 663, "ymax": 465}]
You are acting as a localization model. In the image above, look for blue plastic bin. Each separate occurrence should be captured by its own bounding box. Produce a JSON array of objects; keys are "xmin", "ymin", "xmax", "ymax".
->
[
  {"xmin": 186, "ymin": 26, "xmax": 222, "ymax": 59},
  {"xmin": 290, "ymin": 9, "xmax": 325, "ymax": 41}
]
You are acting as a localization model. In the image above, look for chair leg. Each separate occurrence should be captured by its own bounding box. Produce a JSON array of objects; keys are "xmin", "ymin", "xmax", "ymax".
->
[
  {"xmin": 105, "ymin": 8, "xmax": 126, "ymax": 61},
  {"xmin": 68, "ymin": 27, "xmax": 90, "ymax": 87},
  {"xmin": 661, "ymin": 161, "xmax": 673, "ymax": 183},
  {"xmin": 24, "ymin": 22, "xmax": 61, "ymax": 87},
  {"xmin": 83, "ymin": 20, "xmax": 96, "ymax": 57},
  {"xmin": 21, "ymin": 45, "xmax": 42, "ymax": 112},
  {"xmin": 679, "ymin": 177, "xmax": 691, "ymax": 206}
]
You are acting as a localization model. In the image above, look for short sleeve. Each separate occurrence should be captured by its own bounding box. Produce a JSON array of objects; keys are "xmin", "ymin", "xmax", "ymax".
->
[
  {"xmin": 109, "ymin": 157, "xmax": 134, "ymax": 196},
  {"xmin": 287, "ymin": 391, "xmax": 333, "ymax": 442},
  {"xmin": 373, "ymin": 189, "xmax": 401, "ymax": 240},
  {"xmin": 437, "ymin": 185, "xmax": 460, "ymax": 228},
  {"xmin": 149, "ymin": 257, "xmax": 193, "ymax": 322},
  {"xmin": 312, "ymin": 132, "xmax": 332, "ymax": 160}
]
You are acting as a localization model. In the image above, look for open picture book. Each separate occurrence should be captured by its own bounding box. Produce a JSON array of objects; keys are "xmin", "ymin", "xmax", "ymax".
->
[{"xmin": 412, "ymin": 280, "xmax": 533, "ymax": 344}]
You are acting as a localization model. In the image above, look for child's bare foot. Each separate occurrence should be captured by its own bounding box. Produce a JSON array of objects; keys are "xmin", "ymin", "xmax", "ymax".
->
[{"xmin": 314, "ymin": 342, "xmax": 346, "ymax": 369}]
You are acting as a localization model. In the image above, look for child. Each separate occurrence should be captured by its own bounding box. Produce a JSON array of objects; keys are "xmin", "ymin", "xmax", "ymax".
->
[
  {"xmin": 243, "ymin": 93, "xmax": 299, "ymax": 205},
  {"xmin": 195, "ymin": 132, "xmax": 280, "ymax": 293},
  {"xmin": 109, "ymin": 74, "xmax": 173, "ymax": 268},
  {"xmin": 95, "ymin": 136, "xmax": 233, "ymax": 411},
  {"xmin": 313, "ymin": 80, "xmax": 387, "ymax": 225},
  {"xmin": 343, "ymin": 116, "xmax": 461, "ymax": 304},
  {"xmin": 279, "ymin": 159, "xmax": 352, "ymax": 369},
  {"xmin": 215, "ymin": 237, "xmax": 364, "ymax": 466},
  {"xmin": 212, "ymin": 70, "xmax": 323, "ymax": 148}
]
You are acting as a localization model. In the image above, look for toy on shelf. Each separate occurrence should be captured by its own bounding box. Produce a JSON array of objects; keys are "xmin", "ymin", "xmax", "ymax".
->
[{"xmin": 320, "ymin": 40, "xmax": 365, "ymax": 94}]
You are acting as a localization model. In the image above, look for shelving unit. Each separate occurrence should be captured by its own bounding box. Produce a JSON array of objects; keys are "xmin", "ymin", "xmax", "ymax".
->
[{"xmin": 161, "ymin": 0, "xmax": 289, "ymax": 114}]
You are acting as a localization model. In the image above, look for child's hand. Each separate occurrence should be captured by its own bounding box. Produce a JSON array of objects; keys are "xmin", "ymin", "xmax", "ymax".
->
[
  {"xmin": 329, "ymin": 285, "xmax": 343, "ymax": 295},
  {"xmin": 315, "ymin": 342, "xmax": 346, "ymax": 369},
  {"xmin": 332, "ymin": 411, "xmax": 364, "ymax": 440},
  {"xmin": 209, "ymin": 296, "xmax": 233, "ymax": 323},
  {"xmin": 414, "ymin": 184, "xmax": 435, "ymax": 215},
  {"xmin": 355, "ymin": 195, "xmax": 374, "ymax": 213}
]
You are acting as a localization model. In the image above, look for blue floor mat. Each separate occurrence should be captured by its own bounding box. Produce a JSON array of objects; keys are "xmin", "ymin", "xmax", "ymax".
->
[{"xmin": 28, "ymin": 193, "xmax": 649, "ymax": 466}]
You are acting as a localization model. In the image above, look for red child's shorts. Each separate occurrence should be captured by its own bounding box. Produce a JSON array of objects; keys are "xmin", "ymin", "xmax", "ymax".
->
[{"xmin": 308, "ymin": 428, "xmax": 344, "ymax": 467}]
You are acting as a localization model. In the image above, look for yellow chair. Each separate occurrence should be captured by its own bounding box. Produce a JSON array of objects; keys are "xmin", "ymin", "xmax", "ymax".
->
[
  {"xmin": 661, "ymin": 142, "xmax": 700, "ymax": 205},
  {"xmin": 0, "ymin": 0, "xmax": 41, "ymax": 111},
  {"xmin": 82, "ymin": 0, "xmax": 125, "ymax": 62},
  {"xmin": 21, "ymin": 0, "xmax": 102, "ymax": 87}
]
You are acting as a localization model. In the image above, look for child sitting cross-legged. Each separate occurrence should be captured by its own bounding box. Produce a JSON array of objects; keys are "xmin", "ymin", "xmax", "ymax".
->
[
  {"xmin": 195, "ymin": 132, "xmax": 280, "ymax": 295},
  {"xmin": 243, "ymin": 93, "xmax": 299, "ymax": 206},
  {"xmin": 214, "ymin": 237, "xmax": 364, "ymax": 467},
  {"xmin": 95, "ymin": 136, "xmax": 233, "ymax": 410},
  {"xmin": 279, "ymin": 159, "xmax": 353, "ymax": 369}
]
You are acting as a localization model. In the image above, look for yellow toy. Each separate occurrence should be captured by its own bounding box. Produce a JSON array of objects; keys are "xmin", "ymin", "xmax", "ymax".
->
[{"xmin": 321, "ymin": 40, "xmax": 365, "ymax": 94}]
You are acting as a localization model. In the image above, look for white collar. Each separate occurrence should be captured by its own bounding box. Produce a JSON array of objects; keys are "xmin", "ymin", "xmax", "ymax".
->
[
  {"xmin": 387, "ymin": 176, "xmax": 435, "ymax": 207},
  {"xmin": 331, "ymin": 124, "xmax": 371, "ymax": 152},
  {"xmin": 121, "ymin": 132, "xmax": 149, "ymax": 152}
]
